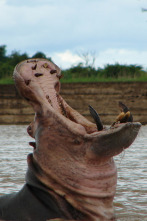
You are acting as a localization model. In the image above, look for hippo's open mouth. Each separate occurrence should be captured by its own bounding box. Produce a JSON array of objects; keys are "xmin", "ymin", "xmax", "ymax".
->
[
  {"xmin": 13, "ymin": 58, "xmax": 141, "ymax": 158},
  {"xmin": 12, "ymin": 58, "xmax": 141, "ymax": 220}
]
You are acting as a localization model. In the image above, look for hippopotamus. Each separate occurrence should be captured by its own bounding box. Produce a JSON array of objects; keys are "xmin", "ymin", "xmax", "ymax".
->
[{"xmin": 0, "ymin": 58, "xmax": 141, "ymax": 221}]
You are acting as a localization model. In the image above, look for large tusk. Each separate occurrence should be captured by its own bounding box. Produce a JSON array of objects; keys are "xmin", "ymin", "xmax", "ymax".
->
[{"xmin": 89, "ymin": 105, "xmax": 103, "ymax": 131}]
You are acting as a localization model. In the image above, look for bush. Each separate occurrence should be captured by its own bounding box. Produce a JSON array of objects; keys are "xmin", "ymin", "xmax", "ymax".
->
[
  {"xmin": 103, "ymin": 63, "xmax": 143, "ymax": 78},
  {"xmin": 0, "ymin": 45, "xmax": 146, "ymax": 82}
]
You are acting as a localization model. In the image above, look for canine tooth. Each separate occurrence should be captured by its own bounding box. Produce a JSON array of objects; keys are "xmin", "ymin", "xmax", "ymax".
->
[{"xmin": 89, "ymin": 105, "xmax": 103, "ymax": 131}]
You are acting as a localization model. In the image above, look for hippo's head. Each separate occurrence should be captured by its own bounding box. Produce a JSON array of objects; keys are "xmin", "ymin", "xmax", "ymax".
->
[{"xmin": 13, "ymin": 59, "xmax": 141, "ymax": 220}]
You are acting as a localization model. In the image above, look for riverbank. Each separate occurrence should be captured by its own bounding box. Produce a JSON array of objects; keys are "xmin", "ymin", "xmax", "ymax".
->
[{"xmin": 0, "ymin": 82, "xmax": 147, "ymax": 125}]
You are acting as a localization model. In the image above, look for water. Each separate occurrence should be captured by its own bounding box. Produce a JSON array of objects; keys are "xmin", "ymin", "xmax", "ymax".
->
[{"xmin": 0, "ymin": 125, "xmax": 147, "ymax": 220}]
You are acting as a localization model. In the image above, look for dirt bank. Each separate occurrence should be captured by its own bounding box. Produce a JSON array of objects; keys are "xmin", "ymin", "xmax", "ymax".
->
[{"xmin": 0, "ymin": 82, "xmax": 147, "ymax": 125}]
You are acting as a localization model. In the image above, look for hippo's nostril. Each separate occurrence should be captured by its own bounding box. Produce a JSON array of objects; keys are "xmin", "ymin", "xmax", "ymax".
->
[
  {"xmin": 34, "ymin": 73, "xmax": 43, "ymax": 77},
  {"xmin": 50, "ymin": 69, "xmax": 57, "ymax": 74}
]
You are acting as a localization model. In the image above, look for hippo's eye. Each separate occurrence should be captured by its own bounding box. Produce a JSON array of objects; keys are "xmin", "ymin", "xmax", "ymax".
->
[
  {"xmin": 34, "ymin": 73, "xmax": 43, "ymax": 77},
  {"xmin": 50, "ymin": 69, "xmax": 57, "ymax": 74}
]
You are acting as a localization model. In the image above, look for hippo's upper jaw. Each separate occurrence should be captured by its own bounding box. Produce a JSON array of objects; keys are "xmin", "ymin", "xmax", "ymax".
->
[{"xmin": 13, "ymin": 59, "xmax": 141, "ymax": 221}]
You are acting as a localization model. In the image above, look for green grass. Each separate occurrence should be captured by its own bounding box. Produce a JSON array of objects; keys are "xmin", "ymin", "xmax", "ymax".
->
[
  {"xmin": 61, "ymin": 76, "xmax": 147, "ymax": 83},
  {"xmin": 1, "ymin": 75, "xmax": 147, "ymax": 85},
  {"xmin": 0, "ymin": 77, "xmax": 14, "ymax": 84}
]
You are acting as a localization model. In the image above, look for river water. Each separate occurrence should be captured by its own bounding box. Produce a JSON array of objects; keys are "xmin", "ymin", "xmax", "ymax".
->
[{"xmin": 0, "ymin": 125, "xmax": 146, "ymax": 221}]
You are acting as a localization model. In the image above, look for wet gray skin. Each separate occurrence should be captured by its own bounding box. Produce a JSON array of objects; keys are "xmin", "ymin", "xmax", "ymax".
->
[{"xmin": 12, "ymin": 58, "xmax": 141, "ymax": 221}]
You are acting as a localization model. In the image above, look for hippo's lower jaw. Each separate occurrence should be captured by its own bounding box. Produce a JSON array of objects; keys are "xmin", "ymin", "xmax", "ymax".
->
[{"xmin": 13, "ymin": 59, "xmax": 141, "ymax": 221}]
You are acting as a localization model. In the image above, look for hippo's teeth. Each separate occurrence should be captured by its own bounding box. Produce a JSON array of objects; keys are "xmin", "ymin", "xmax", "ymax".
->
[
  {"xmin": 89, "ymin": 105, "xmax": 103, "ymax": 131},
  {"xmin": 25, "ymin": 79, "xmax": 31, "ymax": 86},
  {"xmin": 119, "ymin": 101, "xmax": 129, "ymax": 113},
  {"xmin": 50, "ymin": 69, "xmax": 57, "ymax": 74},
  {"xmin": 32, "ymin": 64, "xmax": 37, "ymax": 70},
  {"xmin": 56, "ymin": 94, "xmax": 67, "ymax": 117},
  {"xmin": 56, "ymin": 73, "xmax": 63, "ymax": 80},
  {"xmin": 29, "ymin": 142, "xmax": 36, "ymax": 150},
  {"xmin": 42, "ymin": 63, "xmax": 49, "ymax": 68},
  {"xmin": 111, "ymin": 102, "xmax": 133, "ymax": 126},
  {"xmin": 60, "ymin": 103, "xmax": 67, "ymax": 117},
  {"xmin": 46, "ymin": 95, "xmax": 53, "ymax": 106},
  {"xmin": 49, "ymin": 99, "xmax": 52, "ymax": 106},
  {"xmin": 34, "ymin": 73, "xmax": 43, "ymax": 77}
]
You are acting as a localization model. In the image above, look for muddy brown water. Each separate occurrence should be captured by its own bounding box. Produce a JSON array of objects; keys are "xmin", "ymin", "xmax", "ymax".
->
[{"xmin": 0, "ymin": 125, "xmax": 147, "ymax": 221}]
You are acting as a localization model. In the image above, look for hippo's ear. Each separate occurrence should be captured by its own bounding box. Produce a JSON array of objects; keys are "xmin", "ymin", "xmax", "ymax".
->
[{"xmin": 86, "ymin": 122, "xmax": 141, "ymax": 159}]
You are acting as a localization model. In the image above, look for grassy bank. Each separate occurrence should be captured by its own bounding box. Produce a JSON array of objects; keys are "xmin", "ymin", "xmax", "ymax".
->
[
  {"xmin": 61, "ymin": 75, "xmax": 147, "ymax": 83},
  {"xmin": 1, "ymin": 75, "xmax": 147, "ymax": 84},
  {"xmin": 0, "ymin": 77, "xmax": 14, "ymax": 84},
  {"xmin": 1, "ymin": 45, "xmax": 147, "ymax": 84}
]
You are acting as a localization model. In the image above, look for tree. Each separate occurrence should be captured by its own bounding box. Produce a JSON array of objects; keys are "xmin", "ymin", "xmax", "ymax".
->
[
  {"xmin": 32, "ymin": 52, "xmax": 47, "ymax": 59},
  {"xmin": 31, "ymin": 51, "xmax": 52, "ymax": 62},
  {"xmin": 0, "ymin": 45, "xmax": 7, "ymax": 61},
  {"xmin": 77, "ymin": 50, "xmax": 97, "ymax": 68},
  {"xmin": 9, "ymin": 51, "xmax": 28, "ymax": 66}
]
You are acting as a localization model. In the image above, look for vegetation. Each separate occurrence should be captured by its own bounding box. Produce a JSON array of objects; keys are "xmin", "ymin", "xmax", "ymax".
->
[
  {"xmin": 0, "ymin": 45, "xmax": 147, "ymax": 84},
  {"xmin": 0, "ymin": 45, "xmax": 52, "ymax": 84}
]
